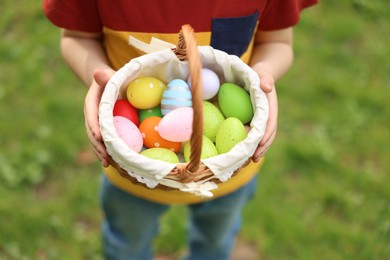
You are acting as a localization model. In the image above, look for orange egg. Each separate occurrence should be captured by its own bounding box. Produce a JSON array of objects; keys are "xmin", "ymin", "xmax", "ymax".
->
[{"xmin": 138, "ymin": 116, "xmax": 181, "ymax": 153}]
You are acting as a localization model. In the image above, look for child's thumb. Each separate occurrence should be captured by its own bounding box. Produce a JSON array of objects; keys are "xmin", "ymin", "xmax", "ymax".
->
[
  {"xmin": 94, "ymin": 69, "xmax": 111, "ymax": 87},
  {"xmin": 260, "ymin": 77, "xmax": 274, "ymax": 93}
]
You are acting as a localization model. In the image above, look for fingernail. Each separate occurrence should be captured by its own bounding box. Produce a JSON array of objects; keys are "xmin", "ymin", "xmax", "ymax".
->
[{"xmin": 265, "ymin": 82, "xmax": 273, "ymax": 90}]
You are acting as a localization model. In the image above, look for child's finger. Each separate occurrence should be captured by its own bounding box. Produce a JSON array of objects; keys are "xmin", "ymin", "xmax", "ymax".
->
[
  {"xmin": 260, "ymin": 78, "xmax": 274, "ymax": 93},
  {"xmin": 94, "ymin": 69, "xmax": 111, "ymax": 87},
  {"xmin": 84, "ymin": 106, "xmax": 110, "ymax": 167},
  {"xmin": 84, "ymin": 87, "xmax": 102, "ymax": 138},
  {"xmin": 252, "ymin": 130, "xmax": 277, "ymax": 162},
  {"xmin": 259, "ymin": 87, "xmax": 278, "ymax": 147}
]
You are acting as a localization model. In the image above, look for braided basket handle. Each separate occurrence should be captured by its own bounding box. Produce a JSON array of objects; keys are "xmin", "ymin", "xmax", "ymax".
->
[{"xmin": 173, "ymin": 25, "xmax": 203, "ymax": 174}]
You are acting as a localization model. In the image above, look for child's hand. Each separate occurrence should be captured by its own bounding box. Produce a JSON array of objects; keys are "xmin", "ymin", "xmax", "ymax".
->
[
  {"xmin": 252, "ymin": 71, "xmax": 278, "ymax": 162},
  {"xmin": 84, "ymin": 69, "xmax": 115, "ymax": 167}
]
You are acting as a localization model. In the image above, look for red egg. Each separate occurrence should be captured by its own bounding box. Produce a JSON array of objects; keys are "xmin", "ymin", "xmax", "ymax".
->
[
  {"xmin": 113, "ymin": 99, "xmax": 140, "ymax": 126},
  {"xmin": 139, "ymin": 116, "xmax": 181, "ymax": 153}
]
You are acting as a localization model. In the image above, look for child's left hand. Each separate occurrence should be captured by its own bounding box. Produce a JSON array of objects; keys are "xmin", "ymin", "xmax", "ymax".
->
[{"xmin": 252, "ymin": 71, "xmax": 278, "ymax": 162}]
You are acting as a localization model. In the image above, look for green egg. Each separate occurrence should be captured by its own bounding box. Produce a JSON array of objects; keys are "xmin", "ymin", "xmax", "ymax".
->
[
  {"xmin": 215, "ymin": 117, "xmax": 248, "ymax": 154},
  {"xmin": 140, "ymin": 148, "xmax": 179, "ymax": 163},
  {"xmin": 203, "ymin": 101, "xmax": 225, "ymax": 143},
  {"xmin": 183, "ymin": 135, "xmax": 219, "ymax": 162},
  {"xmin": 218, "ymin": 82, "xmax": 253, "ymax": 124},
  {"xmin": 138, "ymin": 106, "xmax": 163, "ymax": 123}
]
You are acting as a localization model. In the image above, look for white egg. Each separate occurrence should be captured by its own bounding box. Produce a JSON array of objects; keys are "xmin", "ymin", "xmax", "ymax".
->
[{"xmin": 188, "ymin": 68, "xmax": 220, "ymax": 100}]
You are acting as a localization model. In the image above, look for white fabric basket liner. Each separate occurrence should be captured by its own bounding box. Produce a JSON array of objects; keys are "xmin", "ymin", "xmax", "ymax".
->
[{"xmin": 99, "ymin": 46, "xmax": 269, "ymax": 197}]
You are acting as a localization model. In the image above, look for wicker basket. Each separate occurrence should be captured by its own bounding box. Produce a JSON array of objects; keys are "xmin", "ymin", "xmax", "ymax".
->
[{"xmin": 99, "ymin": 25, "xmax": 269, "ymax": 197}]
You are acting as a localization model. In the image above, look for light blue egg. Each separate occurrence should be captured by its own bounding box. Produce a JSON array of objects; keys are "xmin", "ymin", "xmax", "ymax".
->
[{"xmin": 161, "ymin": 79, "xmax": 192, "ymax": 115}]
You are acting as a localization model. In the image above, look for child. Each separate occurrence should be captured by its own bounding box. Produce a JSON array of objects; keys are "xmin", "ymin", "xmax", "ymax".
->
[{"xmin": 43, "ymin": 1, "xmax": 318, "ymax": 259}]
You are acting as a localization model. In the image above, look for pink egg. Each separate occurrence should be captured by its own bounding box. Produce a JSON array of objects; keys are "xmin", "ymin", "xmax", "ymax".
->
[
  {"xmin": 158, "ymin": 107, "xmax": 193, "ymax": 142},
  {"xmin": 113, "ymin": 116, "xmax": 143, "ymax": 152}
]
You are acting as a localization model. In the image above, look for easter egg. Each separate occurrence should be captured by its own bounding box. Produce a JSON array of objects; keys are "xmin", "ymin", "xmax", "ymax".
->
[
  {"xmin": 126, "ymin": 77, "xmax": 166, "ymax": 109},
  {"xmin": 203, "ymin": 101, "xmax": 225, "ymax": 143},
  {"xmin": 158, "ymin": 107, "xmax": 193, "ymax": 142},
  {"xmin": 113, "ymin": 99, "xmax": 140, "ymax": 126},
  {"xmin": 201, "ymin": 69, "xmax": 220, "ymax": 100},
  {"xmin": 215, "ymin": 117, "xmax": 247, "ymax": 154},
  {"xmin": 139, "ymin": 116, "xmax": 181, "ymax": 152},
  {"xmin": 183, "ymin": 135, "xmax": 219, "ymax": 162},
  {"xmin": 161, "ymin": 79, "xmax": 192, "ymax": 116},
  {"xmin": 189, "ymin": 68, "xmax": 220, "ymax": 100},
  {"xmin": 138, "ymin": 106, "xmax": 162, "ymax": 123},
  {"xmin": 218, "ymin": 82, "xmax": 254, "ymax": 124},
  {"xmin": 140, "ymin": 148, "xmax": 179, "ymax": 163},
  {"xmin": 113, "ymin": 116, "xmax": 143, "ymax": 152}
]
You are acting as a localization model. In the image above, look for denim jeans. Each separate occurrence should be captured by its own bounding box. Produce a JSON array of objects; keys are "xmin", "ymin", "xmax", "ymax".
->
[{"xmin": 100, "ymin": 175, "xmax": 258, "ymax": 260}]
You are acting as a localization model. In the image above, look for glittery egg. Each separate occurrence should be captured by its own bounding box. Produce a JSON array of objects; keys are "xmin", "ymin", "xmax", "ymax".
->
[
  {"xmin": 158, "ymin": 107, "xmax": 193, "ymax": 142},
  {"xmin": 215, "ymin": 117, "xmax": 248, "ymax": 154},
  {"xmin": 160, "ymin": 79, "xmax": 192, "ymax": 116},
  {"xmin": 203, "ymin": 101, "xmax": 225, "ymax": 143},
  {"xmin": 113, "ymin": 116, "xmax": 143, "ymax": 152},
  {"xmin": 183, "ymin": 135, "xmax": 218, "ymax": 162},
  {"xmin": 140, "ymin": 148, "xmax": 179, "ymax": 163}
]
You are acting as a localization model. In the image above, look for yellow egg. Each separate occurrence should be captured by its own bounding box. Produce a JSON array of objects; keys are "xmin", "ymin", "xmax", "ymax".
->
[{"xmin": 126, "ymin": 77, "xmax": 166, "ymax": 109}]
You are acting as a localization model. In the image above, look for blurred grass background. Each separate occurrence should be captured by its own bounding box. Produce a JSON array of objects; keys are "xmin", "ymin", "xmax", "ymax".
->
[{"xmin": 0, "ymin": 0, "xmax": 389, "ymax": 259}]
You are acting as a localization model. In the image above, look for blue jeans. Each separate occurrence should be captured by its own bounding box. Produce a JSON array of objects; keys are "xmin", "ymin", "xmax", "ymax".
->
[{"xmin": 100, "ymin": 175, "xmax": 258, "ymax": 260}]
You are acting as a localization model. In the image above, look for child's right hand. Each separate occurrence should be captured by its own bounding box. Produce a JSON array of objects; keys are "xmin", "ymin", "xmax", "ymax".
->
[{"xmin": 84, "ymin": 69, "xmax": 115, "ymax": 167}]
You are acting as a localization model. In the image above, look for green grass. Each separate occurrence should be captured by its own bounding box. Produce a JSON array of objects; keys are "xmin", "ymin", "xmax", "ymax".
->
[{"xmin": 1, "ymin": 0, "xmax": 389, "ymax": 259}]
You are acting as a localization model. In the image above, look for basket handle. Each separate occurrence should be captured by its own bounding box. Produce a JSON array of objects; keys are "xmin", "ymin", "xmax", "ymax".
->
[{"xmin": 173, "ymin": 25, "xmax": 203, "ymax": 175}]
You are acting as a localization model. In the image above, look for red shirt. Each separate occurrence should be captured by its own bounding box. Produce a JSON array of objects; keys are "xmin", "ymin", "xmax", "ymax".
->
[
  {"xmin": 43, "ymin": 0, "xmax": 318, "ymax": 68},
  {"xmin": 43, "ymin": 0, "xmax": 318, "ymax": 33}
]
